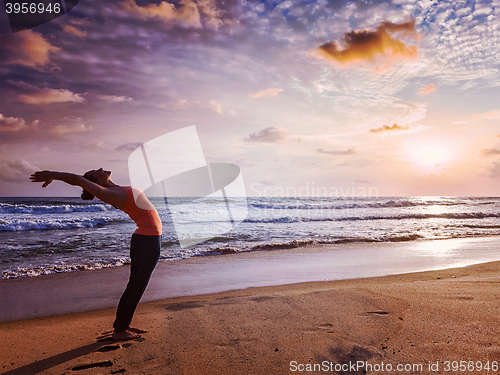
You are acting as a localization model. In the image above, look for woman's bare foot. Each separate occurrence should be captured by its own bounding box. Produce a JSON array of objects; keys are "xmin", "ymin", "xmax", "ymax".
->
[
  {"xmin": 111, "ymin": 330, "xmax": 140, "ymax": 341},
  {"xmin": 127, "ymin": 326, "xmax": 147, "ymax": 333}
]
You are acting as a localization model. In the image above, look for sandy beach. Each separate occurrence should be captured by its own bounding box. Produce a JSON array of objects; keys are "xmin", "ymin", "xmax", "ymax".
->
[{"xmin": 1, "ymin": 240, "xmax": 499, "ymax": 375}]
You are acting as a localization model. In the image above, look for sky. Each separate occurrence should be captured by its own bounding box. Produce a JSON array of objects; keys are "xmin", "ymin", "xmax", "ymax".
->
[{"xmin": 0, "ymin": 0, "xmax": 499, "ymax": 197}]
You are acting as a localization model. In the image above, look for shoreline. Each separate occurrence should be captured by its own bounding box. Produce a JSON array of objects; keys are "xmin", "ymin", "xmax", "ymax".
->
[
  {"xmin": 1, "ymin": 236, "xmax": 500, "ymax": 323},
  {"xmin": 1, "ymin": 259, "xmax": 499, "ymax": 374}
]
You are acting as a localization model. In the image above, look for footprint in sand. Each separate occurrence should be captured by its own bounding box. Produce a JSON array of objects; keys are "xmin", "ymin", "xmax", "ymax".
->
[
  {"xmin": 96, "ymin": 331, "xmax": 114, "ymax": 341},
  {"xmin": 96, "ymin": 345, "xmax": 121, "ymax": 352},
  {"xmin": 301, "ymin": 323, "xmax": 336, "ymax": 334},
  {"xmin": 96, "ymin": 331, "xmax": 145, "ymax": 343},
  {"xmin": 71, "ymin": 361, "xmax": 113, "ymax": 371},
  {"xmin": 317, "ymin": 323, "xmax": 336, "ymax": 333},
  {"xmin": 94, "ymin": 341, "xmax": 138, "ymax": 353}
]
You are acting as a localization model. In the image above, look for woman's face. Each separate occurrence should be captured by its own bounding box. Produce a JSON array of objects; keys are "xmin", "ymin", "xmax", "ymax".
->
[{"xmin": 87, "ymin": 168, "xmax": 111, "ymax": 185}]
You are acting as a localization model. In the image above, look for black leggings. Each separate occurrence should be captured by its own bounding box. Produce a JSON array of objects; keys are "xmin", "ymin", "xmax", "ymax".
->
[{"xmin": 113, "ymin": 233, "xmax": 161, "ymax": 332}]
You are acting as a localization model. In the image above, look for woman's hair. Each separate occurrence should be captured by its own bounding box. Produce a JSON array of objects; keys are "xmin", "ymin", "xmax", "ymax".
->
[{"xmin": 81, "ymin": 171, "xmax": 98, "ymax": 201}]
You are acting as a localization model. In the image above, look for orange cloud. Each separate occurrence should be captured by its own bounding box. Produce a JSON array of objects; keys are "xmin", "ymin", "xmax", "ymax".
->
[
  {"xmin": 250, "ymin": 88, "xmax": 284, "ymax": 98},
  {"xmin": 369, "ymin": 124, "xmax": 409, "ymax": 133},
  {"xmin": 196, "ymin": 0, "xmax": 223, "ymax": 28},
  {"xmin": 314, "ymin": 20, "xmax": 418, "ymax": 67},
  {"xmin": 18, "ymin": 88, "xmax": 86, "ymax": 104},
  {"xmin": 417, "ymin": 84, "xmax": 436, "ymax": 95},
  {"xmin": 122, "ymin": 0, "xmax": 203, "ymax": 28},
  {"xmin": 0, "ymin": 30, "xmax": 60, "ymax": 70},
  {"xmin": 62, "ymin": 24, "xmax": 88, "ymax": 38}
]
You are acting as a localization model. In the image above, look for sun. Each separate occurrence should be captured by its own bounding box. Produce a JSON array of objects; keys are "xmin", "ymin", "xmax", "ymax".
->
[{"xmin": 409, "ymin": 144, "xmax": 453, "ymax": 168}]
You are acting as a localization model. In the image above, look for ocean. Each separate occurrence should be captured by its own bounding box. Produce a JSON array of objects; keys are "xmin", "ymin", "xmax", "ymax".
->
[{"xmin": 1, "ymin": 196, "xmax": 500, "ymax": 279}]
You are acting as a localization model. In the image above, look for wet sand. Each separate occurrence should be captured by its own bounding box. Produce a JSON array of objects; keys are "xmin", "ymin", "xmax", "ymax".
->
[
  {"xmin": 2, "ymin": 236, "xmax": 500, "ymax": 322},
  {"xmin": 1, "ymin": 258, "xmax": 499, "ymax": 374}
]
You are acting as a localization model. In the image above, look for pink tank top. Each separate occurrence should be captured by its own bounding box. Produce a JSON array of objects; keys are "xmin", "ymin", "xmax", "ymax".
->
[{"xmin": 120, "ymin": 187, "xmax": 162, "ymax": 236}]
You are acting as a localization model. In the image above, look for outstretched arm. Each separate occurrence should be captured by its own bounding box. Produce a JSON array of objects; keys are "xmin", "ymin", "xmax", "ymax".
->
[{"xmin": 30, "ymin": 171, "xmax": 126, "ymax": 208}]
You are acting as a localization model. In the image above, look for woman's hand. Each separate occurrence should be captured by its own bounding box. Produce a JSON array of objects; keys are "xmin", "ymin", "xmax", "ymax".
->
[{"xmin": 30, "ymin": 171, "xmax": 55, "ymax": 188}]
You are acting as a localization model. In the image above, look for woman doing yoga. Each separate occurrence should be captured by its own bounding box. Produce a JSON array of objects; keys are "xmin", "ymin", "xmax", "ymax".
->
[{"xmin": 30, "ymin": 168, "xmax": 162, "ymax": 341}]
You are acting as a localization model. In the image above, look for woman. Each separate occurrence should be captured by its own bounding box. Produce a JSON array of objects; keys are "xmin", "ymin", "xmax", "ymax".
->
[{"xmin": 30, "ymin": 168, "xmax": 162, "ymax": 341}]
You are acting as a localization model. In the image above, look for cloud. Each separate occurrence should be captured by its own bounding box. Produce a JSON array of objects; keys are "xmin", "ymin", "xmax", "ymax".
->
[
  {"xmin": 0, "ymin": 114, "xmax": 39, "ymax": 135},
  {"xmin": 158, "ymin": 99, "xmax": 188, "ymax": 110},
  {"xmin": 480, "ymin": 148, "xmax": 500, "ymax": 157},
  {"xmin": 473, "ymin": 6, "xmax": 493, "ymax": 17},
  {"xmin": 452, "ymin": 109, "xmax": 500, "ymax": 124},
  {"xmin": 415, "ymin": 0, "xmax": 500, "ymax": 90},
  {"xmin": 158, "ymin": 99, "xmax": 223, "ymax": 113},
  {"xmin": 417, "ymin": 84, "xmax": 436, "ymax": 96},
  {"xmin": 369, "ymin": 124, "xmax": 409, "ymax": 133},
  {"xmin": 245, "ymin": 127, "xmax": 290, "ymax": 143},
  {"xmin": 18, "ymin": 88, "xmax": 86, "ymax": 104},
  {"xmin": 121, "ymin": 0, "xmax": 226, "ymax": 29},
  {"xmin": 62, "ymin": 18, "xmax": 91, "ymax": 38},
  {"xmin": 115, "ymin": 142, "xmax": 144, "ymax": 151},
  {"xmin": 196, "ymin": 0, "xmax": 225, "ymax": 28},
  {"xmin": 208, "ymin": 100, "xmax": 223, "ymax": 114},
  {"xmin": 313, "ymin": 20, "xmax": 418, "ymax": 68},
  {"xmin": 100, "ymin": 95, "xmax": 134, "ymax": 102},
  {"xmin": 121, "ymin": 0, "xmax": 203, "ymax": 28},
  {"xmin": 62, "ymin": 24, "xmax": 88, "ymax": 38},
  {"xmin": 353, "ymin": 179, "xmax": 370, "ymax": 184},
  {"xmin": 489, "ymin": 162, "xmax": 500, "ymax": 179},
  {"xmin": 0, "ymin": 114, "xmax": 27, "ymax": 132},
  {"xmin": 317, "ymin": 148, "xmax": 356, "ymax": 155},
  {"xmin": 330, "ymin": 96, "xmax": 428, "ymax": 132},
  {"xmin": 250, "ymin": 88, "xmax": 284, "ymax": 98},
  {"xmin": 0, "ymin": 30, "xmax": 60, "ymax": 70},
  {"xmin": 0, "ymin": 159, "xmax": 39, "ymax": 183},
  {"xmin": 472, "ymin": 110, "xmax": 500, "ymax": 121},
  {"xmin": 50, "ymin": 123, "xmax": 93, "ymax": 134}
]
